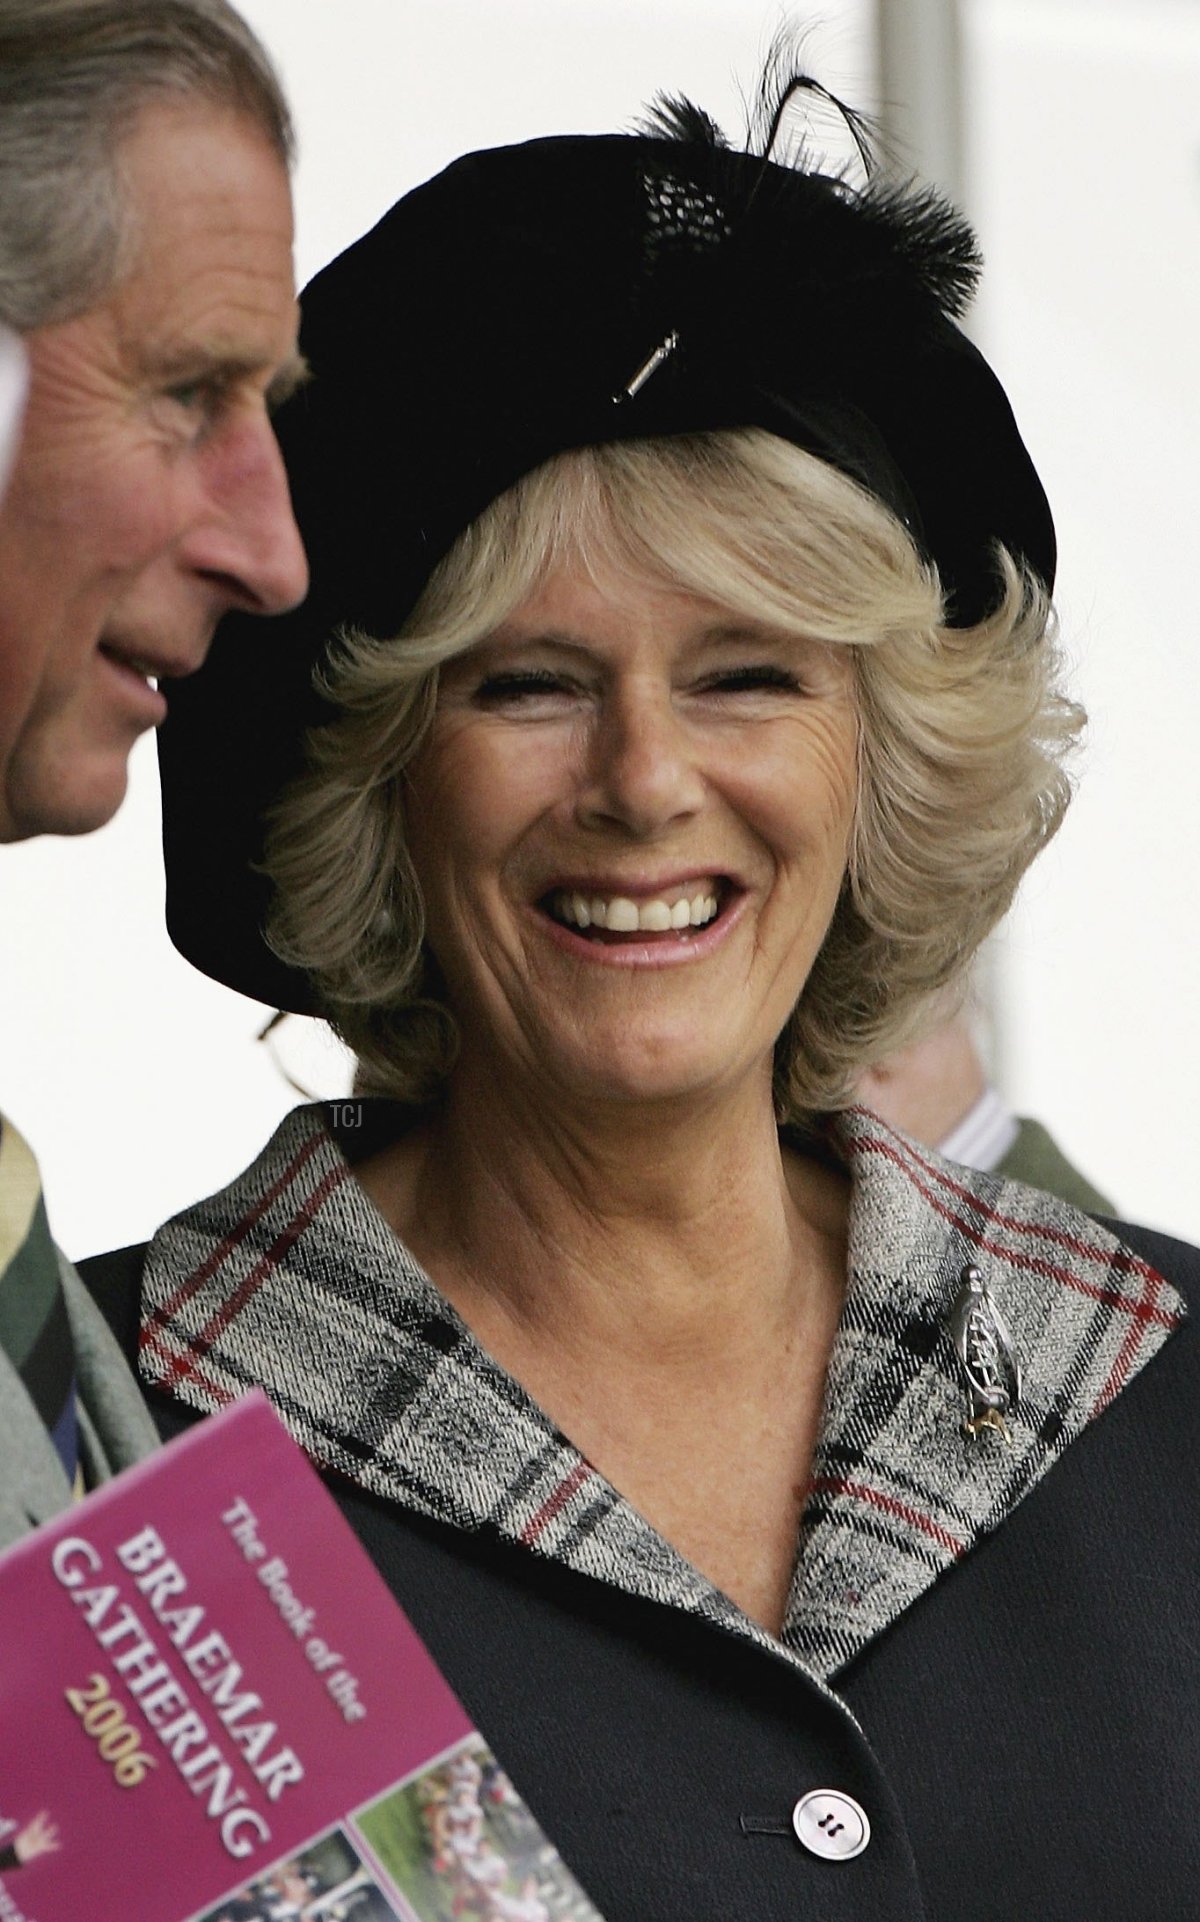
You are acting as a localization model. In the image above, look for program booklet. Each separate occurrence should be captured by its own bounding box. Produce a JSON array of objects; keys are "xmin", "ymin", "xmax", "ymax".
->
[{"xmin": 0, "ymin": 1391, "xmax": 604, "ymax": 1922}]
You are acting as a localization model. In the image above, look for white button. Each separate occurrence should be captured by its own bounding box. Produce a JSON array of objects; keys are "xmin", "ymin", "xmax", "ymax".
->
[{"xmin": 792, "ymin": 1788, "xmax": 871, "ymax": 1861}]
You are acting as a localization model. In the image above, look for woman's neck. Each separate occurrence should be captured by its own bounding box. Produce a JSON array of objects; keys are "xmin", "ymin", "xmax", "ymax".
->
[
  {"xmin": 355, "ymin": 1063, "xmax": 850, "ymax": 1634},
  {"xmin": 357, "ymin": 1059, "xmax": 846, "ymax": 1371}
]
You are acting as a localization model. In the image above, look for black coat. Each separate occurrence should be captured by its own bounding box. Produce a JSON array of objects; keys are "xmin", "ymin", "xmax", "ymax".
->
[{"xmin": 84, "ymin": 1202, "xmax": 1200, "ymax": 1922}]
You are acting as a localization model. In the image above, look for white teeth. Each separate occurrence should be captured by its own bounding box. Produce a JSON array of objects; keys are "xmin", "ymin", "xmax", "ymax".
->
[
  {"xmin": 640, "ymin": 901, "xmax": 672, "ymax": 932},
  {"xmin": 553, "ymin": 889, "xmax": 722, "ymax": 933},
  {"xmin": 606, "ymin": 897, "xmax": 640, "ymax": 932}
]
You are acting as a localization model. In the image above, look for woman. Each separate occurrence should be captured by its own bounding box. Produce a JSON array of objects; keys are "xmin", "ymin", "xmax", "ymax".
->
[{"xmin": 91, "ymin": 75, "xmax": 1200, "ymax": 1922}]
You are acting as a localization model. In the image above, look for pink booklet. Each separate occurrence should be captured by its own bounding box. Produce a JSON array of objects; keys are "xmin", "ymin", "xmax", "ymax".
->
[{"xmin": 0, "ymin": 1392, "xmax": 603, "ymax": 1922}]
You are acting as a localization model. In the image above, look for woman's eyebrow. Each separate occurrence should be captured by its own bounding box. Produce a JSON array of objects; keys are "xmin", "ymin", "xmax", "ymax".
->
[
  {"xmin": 694, "ymin": 620, "xmax": 825, "ymax": 652},
  {"xmin": 478, "ymin": 626, "xmax": 595, "ymax": 655},
  {"xmin": 696, "ymin": 621, "xmax": 778, "ymax": 643}
]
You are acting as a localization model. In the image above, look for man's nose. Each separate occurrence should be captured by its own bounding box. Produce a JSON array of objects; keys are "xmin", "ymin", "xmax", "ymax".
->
[
  {"xmin": 189, "ymin": 415, "xmax": 309, "ymax": 617},
  {"xmin": 576, "ymin": 680, "xmax": 705, "ymax": 836}
]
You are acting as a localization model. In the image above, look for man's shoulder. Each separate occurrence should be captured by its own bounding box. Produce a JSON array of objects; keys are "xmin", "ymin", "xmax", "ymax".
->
[
  {"xmin": 1002, "ymin": 1115, "xmax": 1114, "ymax": 1214},
  {"xmin": 77, "ymin": 1243, "xmax": 148, "ymax": 1365}
]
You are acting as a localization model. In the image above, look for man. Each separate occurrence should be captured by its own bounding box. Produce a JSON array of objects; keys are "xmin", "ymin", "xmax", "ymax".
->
[
  {"xmin": 0, "ymin": 0, "xmax": 307, "ymax": 1547},
  {"xmin": 857, "ymin": 1000, "xmax": 1114, "ymax": 1212}
]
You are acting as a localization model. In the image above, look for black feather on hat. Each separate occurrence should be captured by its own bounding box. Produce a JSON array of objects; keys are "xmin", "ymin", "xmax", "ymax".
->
[{"xmin": 160, "ymin": 64, "xmax": 1055, "ymax": 1012}]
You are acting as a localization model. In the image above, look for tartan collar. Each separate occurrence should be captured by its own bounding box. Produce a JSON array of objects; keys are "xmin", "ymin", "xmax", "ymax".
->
[{"xmin": 139, "ymin": 1101, "xmax": 1183, "ymax": 1683}]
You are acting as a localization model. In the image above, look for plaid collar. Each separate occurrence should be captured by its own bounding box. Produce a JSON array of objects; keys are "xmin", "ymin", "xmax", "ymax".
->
[{"xmin": 139, "ymin": 1101, "xmax": 1183, "ymax": 1684}]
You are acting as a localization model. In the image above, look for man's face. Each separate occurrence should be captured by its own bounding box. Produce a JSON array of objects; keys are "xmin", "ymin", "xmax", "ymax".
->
[{"xmin": 0, "ymin": 98, "xmax": 308, "ymax": 841}]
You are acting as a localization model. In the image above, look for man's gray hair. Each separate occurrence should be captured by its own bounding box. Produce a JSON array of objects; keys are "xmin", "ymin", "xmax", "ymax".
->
[{"xmin": 0, "ymin": 0, "xmax": 294, "ymax": 331}]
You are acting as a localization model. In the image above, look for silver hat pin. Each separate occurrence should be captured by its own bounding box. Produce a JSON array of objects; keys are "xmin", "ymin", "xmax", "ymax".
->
[
  {"xmin": 613, "ymin": 328, "xmax": 680, "ymax": 403},
  {"xmin": 948, "ymin": 1263, "xmax": 1023, "ymax": 1442}
]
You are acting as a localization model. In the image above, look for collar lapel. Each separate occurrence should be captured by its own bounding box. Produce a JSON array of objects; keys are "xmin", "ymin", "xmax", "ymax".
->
[
  {"xmin": 0, "ymin": 1348, "xmax": 73, "ymax": 1546},
  {"xmin": 783, "ymin": 1108, "xmax": 1185, "ymax": 1677},
  {"xmin": 139, "ymin": 1103, "xmax": 1184, "ymax": 1688},
  {"xmin": 139, "ymin": 1107, "xmax": 771, "ymax": 1652}
]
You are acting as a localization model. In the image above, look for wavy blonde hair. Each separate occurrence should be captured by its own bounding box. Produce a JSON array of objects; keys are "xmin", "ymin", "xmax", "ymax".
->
[{"xmin": 264, "ymin": 429, "xmax": 1083, "ymax": 1119}]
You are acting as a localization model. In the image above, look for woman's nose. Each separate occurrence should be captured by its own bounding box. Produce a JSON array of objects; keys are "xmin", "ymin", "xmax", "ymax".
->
[{"xmin": 575, "ymin": 681, "xmax": 705, "ymax": 836}]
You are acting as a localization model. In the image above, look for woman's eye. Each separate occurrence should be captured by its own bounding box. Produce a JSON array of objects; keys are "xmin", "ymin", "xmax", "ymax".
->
[
  {"xmin": 472, "ymin": 669, "xmax": 576, "ymax": 707},
  {"xmin": 703, "ymin": 664, "xmax": 804, "ymax": 694}
]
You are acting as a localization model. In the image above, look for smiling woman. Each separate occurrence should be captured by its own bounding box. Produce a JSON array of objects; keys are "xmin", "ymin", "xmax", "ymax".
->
[
  {"xmin": 86, "ymin": 55, "xmax": 1200, "ymax": 1922},
  {"xmin": 264, "ymin": 431, "xmax": 1066, "ymax": 1122}
]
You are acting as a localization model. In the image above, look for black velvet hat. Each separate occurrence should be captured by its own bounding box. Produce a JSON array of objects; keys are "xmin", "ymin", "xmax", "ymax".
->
[{"xmin": 160, "ymin": 83, "xmax": 1056, "ymax": 1012}]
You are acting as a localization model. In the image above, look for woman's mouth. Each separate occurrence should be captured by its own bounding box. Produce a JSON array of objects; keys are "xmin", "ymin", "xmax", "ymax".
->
[{"xmin": 544, "ymin": 882, "xmax": 726, "ymax": 941}]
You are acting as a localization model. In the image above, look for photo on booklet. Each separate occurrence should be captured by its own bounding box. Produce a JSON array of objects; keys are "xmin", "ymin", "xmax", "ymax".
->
[{"xmin": 353, "ymin": 1736, "xmax": 601, "ymax": 1922}]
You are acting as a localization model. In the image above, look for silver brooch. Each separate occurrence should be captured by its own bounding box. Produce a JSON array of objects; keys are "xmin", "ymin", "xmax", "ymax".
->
[{"xmin": 948, "ymin": 1263, "xmax": 1022, "ymax": 1443}]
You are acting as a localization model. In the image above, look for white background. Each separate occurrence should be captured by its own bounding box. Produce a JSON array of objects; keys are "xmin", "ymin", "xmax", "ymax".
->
[
  {"xmin": 966, "ymin": 0, "xmax": 1200, "ymax": 1240},
  {"xmin": 1, "ymin": 0, "xmax": 1196, "ymax": 1257}
]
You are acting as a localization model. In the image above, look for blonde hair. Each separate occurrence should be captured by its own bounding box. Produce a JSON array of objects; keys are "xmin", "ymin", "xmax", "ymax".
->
[{"xmin": 264, "ymin": 429, "xmax": 1082, "ymax": 1118}]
